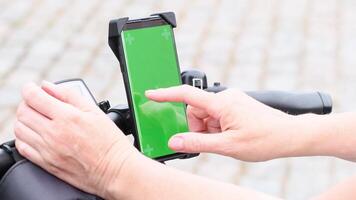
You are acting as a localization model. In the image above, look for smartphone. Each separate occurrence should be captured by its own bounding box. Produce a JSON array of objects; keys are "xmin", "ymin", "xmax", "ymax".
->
[{"xmin": 109, "ymin": 13, "xmax": 190, "ymax": 161}]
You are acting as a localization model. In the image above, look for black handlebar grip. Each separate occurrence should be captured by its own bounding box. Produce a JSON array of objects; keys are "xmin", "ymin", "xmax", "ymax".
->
[
  {"xmin": 246, "ymin": 91, "xmax": 332, "ymax": 115},
  {"xmin": 107, "ymin": 105, "xmax": 133, "ymax": 135},
  {"xmin": 0, "ymin": 149, "xmax": 15, "ymax": 178}
]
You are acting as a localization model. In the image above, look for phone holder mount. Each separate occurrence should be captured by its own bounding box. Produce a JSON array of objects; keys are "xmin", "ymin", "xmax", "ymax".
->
[{"xmin": 106, "ymin": 12, "xmax": 224, "ymax": 161}]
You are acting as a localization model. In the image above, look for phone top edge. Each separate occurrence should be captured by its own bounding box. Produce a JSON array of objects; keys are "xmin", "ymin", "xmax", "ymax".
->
[
  {"xmin": 123, "ymin": 18, "xmax": 168, "ymax": 31},
  {"xmin": 109, "ymin": 13, "xmax": 176, "ymax": 39},
  {"xmin": 150, "ymin": 12, "xmax": 177, "ymax": 28},
  {"xmin": 127, "ymin": 16, "xmax": 161, "ymax": 24}
]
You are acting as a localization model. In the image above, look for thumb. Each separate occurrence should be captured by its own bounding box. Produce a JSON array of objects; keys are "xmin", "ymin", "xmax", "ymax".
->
[
  {"xmin": 168, "ymin": 132, "xmax": 230, "ymax": 154},
  {"xmin": 41, "ymin": 80, "xmax": 96, "ymax": 109}
]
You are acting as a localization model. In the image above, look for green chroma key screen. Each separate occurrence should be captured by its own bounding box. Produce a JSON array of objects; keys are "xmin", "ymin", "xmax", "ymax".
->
[{"xmin": 121, "ymin": 23, "xmax": 189, "ymax": 159}]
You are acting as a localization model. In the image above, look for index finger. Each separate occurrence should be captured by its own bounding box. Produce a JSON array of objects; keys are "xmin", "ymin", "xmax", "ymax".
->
[
  {"xmin": 22, "ymin": 82, "xmax": 72, "ymax": 119},
  {"xmin": 145, "ymin": 85, "xmax": 220, "ymax": 115}
]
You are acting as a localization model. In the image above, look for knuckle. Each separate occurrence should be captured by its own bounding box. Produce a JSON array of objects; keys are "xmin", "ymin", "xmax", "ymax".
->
[
  {"xmin": 17, "ymin": 146, "xmax": 26, "ymax": 157},
  {"xmin": 52, "ymin": 154, "xmax": 70, "ymax": 170},
  {"xmin": 223, "ymin": 89, "xmax": 249, "ymax": 104},
  {"xmin": 47, "ymin": 163, "xmax": 61, "ymax": 175},
  {"xmin": 219, "ymin": 88, "xmax": 238, "ymax": 99},
  {"xmin": 15, "ymin": 141, "xmax": 27, "ymax": 157},
  {"xmin": 58, "ymin": 87, "xmax": 69, "ymax": 101},
  {"xmin": 52, "ymin": 154, "xmax": 63, "ymax": 165},
  {"xmin": 186, "ymin": 109, "xmax": 194, "ymax": 119},
  {"xmin": 186, "ymin": 106, "xmax": 194, "ymax": 116},
  {"xmin": 16, "ymin": 103, "xmax": 26, "ymax": 119},
  {"xmin": 225, "ymin": 88, "xmax": 241, "ymax": 95},
  {"xmin": 13, "ymin": 122, "xmax": 22, "ymax": 136},
  {"xmin": 22, "ymin": 86, "xmax": 38, "ymax": 101},
  {"xmin": 43, "ymin": 151, "xmax": 61, "ymax": 167},
  {"xmin": 41, "ymin": 129, "xmax": 56, "ymax": 145},
  {"xmin": 44, "ymin": 124, "xmax": 65, "ymax": 143},
  {"xmin": 187, "ymin": 136, "xmax": 203, "ymax": 152},
  {"xmin": 181, "ymin": 84, "xmax": 191, "ymax": 90},
  {"xmin": 51, "ymin": 122, "xmax": 71, "ymax": 142},
  {"xmin": 181, "ymin": 85, "xmax": 191, "ymax": 98},
  {"xmin": 68, "ymin": 110, "xmax": 82, "ymax": 123}
]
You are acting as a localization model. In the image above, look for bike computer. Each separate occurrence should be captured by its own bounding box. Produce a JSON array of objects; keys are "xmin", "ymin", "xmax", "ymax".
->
[{"xmin": 55, "ymin": 79, "xmax": 97, "ymax": 105}]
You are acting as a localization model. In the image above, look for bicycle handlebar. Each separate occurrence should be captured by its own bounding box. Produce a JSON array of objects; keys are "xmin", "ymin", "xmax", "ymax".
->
[
  {"xmin": 205, "ymin": 83, "xmax": 332, "ymax": 115},
  {"xmin": 246, "ymin": 91, "xmax": 332, "ymax": 115},
  {"xmin": 0, "ymin": 149, "xmax": 13, "ymax": 177}
]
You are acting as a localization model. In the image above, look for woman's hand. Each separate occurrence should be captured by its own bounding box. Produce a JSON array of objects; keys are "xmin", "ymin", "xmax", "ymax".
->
[
  {"xmin": 14, "ymin": 81, "xmax": 139, "ymax": 199},
  {"xmin": 146, "ymin": 85, "xmax": 300, "ymax": 162}
]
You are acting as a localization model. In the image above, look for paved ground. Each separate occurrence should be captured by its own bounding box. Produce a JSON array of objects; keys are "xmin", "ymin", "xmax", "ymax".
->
[{"xmin": 1, "ymin": 0, "xmax": 356, "ymax": 199}]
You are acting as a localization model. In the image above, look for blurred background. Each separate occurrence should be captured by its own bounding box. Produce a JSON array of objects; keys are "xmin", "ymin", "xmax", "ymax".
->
[{"xmin": 1, "ymin": 0, "xmax": 356, "ymax": 199}]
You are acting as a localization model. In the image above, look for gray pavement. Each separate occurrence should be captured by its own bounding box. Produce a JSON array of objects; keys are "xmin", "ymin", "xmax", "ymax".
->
[{"xmin": 1, "ymin": 0, "xmax": 356, "ymax": 199}]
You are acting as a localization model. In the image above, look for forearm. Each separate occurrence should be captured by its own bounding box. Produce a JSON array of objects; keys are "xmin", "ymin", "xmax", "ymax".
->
[
  {"xmin": 312, "ymin": 175, "xmax": 356, "ymax": 200},
  {"xmin": 285, "ymin": 113, "xmax": 356, "ymax": 161},
  {"xmin": 107, "ymin": 154, "xmax": 280, "ymax": 200}
]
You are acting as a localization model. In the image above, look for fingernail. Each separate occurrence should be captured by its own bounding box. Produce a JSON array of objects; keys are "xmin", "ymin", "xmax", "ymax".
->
[
  {"xmin": 41, "ymin": 81, "xmax": 59, "ymax": 92},
  {"xmin": 145, "ymin": 90, "xmax": 155, "ymax": 96},
  {"xmin": 41, "ymin": 80, "xmax": 54, "ymax": 87},
  {"xmin": 168, "ymin": 136, "xmax": 184, "ymax": 150}
]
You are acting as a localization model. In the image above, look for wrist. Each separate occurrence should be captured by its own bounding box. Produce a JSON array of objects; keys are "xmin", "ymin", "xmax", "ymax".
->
[
  {"xmin": 275, "ymin": 114, "xmax": 326, "ymax": 158},
  {"xmin": 304, "ymin": 112, "xmax": 356, "ymax": 160},
  {"xmin": 280, "ymin": 113, "xmax": 356, "ymax": 159},
  {"xmin": 99, "ymin": 141, "xmax": 142, "ymax": 200},
  {"xmin": 103, "ymin": 147, "xmax": 159, "ymax": 200}
]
